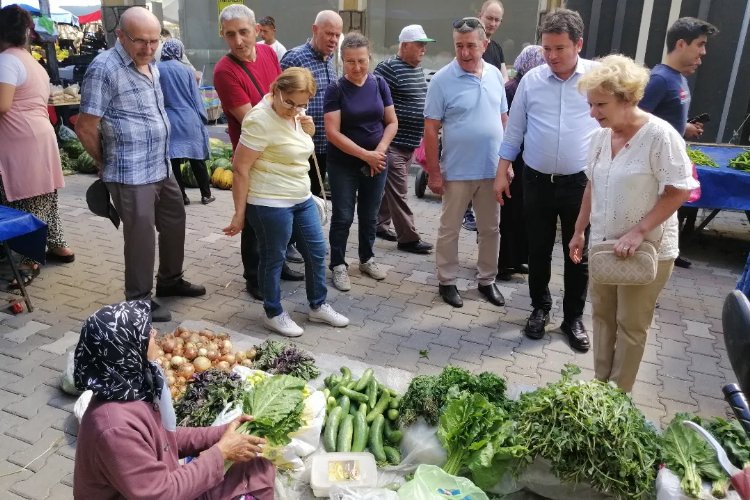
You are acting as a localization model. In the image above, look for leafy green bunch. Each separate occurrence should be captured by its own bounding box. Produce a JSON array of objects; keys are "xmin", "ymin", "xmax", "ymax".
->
[
  {"xmin": 512, "ymin": 365, "xmax": 660, "ymax": 499},
  {"xmin": 237, "ymin": 374, "xmax": 306, "ymax": 446},
  {"xmin": 438, "ymin": 391, "xmax": 526, "ymax": 489},
  {"xmin": 399, "ymin": 366, "xmax": 508, "ymax": 426},
  {"xmin": 174, "ymin": 369, "xmax": 244, "ymax": 427}
]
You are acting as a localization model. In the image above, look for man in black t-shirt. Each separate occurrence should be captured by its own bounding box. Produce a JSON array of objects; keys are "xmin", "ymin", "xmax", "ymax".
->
[{"xmin": 479, "ymin": 0, "xmax": 508, "ymax": 80}]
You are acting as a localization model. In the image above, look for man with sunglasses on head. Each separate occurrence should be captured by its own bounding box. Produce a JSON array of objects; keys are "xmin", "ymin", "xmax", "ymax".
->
[
  {"xmin": 76, "ymin": 7, "xmax": 206, "ymax": 323},
  {"xmin": 213, "ymin": 4, "xmax": 304, "ymax": 301},
  {"xmin": 373, "ymin": 25, "xmax": 435, "ymax": 255},
  {"xmin": 424, "ymin": 17, "xmax": 509, "ymax": 309},
  {"xmin": 495, "ymin": 8, "xmax": 598, "ymax": 352}
]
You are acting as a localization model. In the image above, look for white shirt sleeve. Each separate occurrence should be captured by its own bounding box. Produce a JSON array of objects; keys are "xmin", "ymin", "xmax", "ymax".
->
[{"xmin": 0, "ymin": 53, "xmax": 27, "ymax": 86}]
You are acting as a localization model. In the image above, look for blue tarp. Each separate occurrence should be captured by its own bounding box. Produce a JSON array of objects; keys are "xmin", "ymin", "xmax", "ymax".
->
[
  {"xmin": 0, "ymin": 206, "xmax": 48, "ymax": 264},
  {"xmin": 686, "ymin": 144, "xmax": 750, "ymax": 211}
]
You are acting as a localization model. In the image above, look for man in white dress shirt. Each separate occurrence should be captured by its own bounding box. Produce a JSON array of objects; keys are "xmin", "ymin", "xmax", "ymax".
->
[{"xmin": 495, "ymin": 8, "xmax": 598, "ymax": 352}]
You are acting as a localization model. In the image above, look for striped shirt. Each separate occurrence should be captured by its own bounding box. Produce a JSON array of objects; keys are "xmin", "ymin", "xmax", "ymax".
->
[
  {"xmin": 80, "ymin": 41, "xmax": 170, "ymax": 185},
  {"xmin": 374, "ymin": 56, "xmax": 427, "ymax": 149},
  {"xmin": 280, "ymin": 42, "xmax": 336, "ymax": 155}
]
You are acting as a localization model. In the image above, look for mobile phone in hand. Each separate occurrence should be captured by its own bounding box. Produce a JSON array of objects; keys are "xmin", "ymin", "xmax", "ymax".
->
[{"xmin": 688, "ymin": 112, "xmax": 710, "ymax": 124}]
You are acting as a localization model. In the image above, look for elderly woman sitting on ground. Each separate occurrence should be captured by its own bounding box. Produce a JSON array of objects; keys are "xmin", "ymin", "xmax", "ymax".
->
[{"xmin": 73, "ymin": 300, "xmax": 275, "ymax": 499}]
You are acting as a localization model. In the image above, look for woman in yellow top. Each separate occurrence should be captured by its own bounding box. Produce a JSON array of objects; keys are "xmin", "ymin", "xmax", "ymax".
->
[{"xmin": 224, "ymin": 68, "xmax": 349, "ymax": 337}]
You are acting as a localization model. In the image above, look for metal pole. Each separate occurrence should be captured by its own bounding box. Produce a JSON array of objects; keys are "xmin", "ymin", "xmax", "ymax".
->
[
  {"xmin": 717, "ymin": 0, "xmax": 750, "ymax": 143},
  {"xmin": 611, "ymin": 0, "xmax": 628, "ymax": 53},
  {"xmin": 586, "ymin": 0, "xmax": 602, "ymax": 59},
  {"xmin": 38, "ymin": 0, "xmax": 60, "ymax": 83}
]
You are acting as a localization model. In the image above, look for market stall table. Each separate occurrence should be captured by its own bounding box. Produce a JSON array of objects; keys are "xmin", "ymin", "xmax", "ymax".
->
[
  {"xmin": 685, "ymin": 143, "xmax": 750, "ymax": 232},
  {"xmin": 0, "ymin": 206, "xmax": 48, "ymax": 312}
]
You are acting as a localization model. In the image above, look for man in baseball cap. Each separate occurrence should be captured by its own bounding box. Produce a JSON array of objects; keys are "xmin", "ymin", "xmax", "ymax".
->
[
  {"xmin": 398, "ymin": 24, "xmax": 436, "ymax": 43},
  {"xmin": 374, "ymin": 25, "xmax": 435, "ymax": 254}
]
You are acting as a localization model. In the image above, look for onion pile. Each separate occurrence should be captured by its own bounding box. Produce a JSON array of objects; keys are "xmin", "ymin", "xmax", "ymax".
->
[{"xmin": 153, "ymin": 326, "xmax": 257, "ymax": 399}]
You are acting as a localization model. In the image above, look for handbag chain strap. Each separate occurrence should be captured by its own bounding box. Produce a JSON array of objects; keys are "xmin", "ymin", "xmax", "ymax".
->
[{"xmin": 311, "ymin": 152, "xmax": 327, "ymax": 203}]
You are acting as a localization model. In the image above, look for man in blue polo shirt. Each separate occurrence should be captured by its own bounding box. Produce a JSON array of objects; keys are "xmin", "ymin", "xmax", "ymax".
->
[
  {"xmin": 424, "ymin": 17, "xmax": 508, "ymax": 309},
  {"xmin": 639, "ymin": 17, "xmax": 718, "ymax": 269}
]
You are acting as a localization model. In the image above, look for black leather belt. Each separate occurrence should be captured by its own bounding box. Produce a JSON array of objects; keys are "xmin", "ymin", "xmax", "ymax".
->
[{"xmin": 526, "ymin": 166, "xmax": 587, "ymax": 184}]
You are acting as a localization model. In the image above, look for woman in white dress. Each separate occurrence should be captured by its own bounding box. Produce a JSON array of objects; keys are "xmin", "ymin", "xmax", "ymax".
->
[{"xmin": 569, "ymin": 54, "xmax": 698, "ymax": 392}]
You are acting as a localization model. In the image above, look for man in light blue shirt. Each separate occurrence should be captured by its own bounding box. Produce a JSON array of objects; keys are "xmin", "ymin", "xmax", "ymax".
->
[
  {"xmin": 495, "ymin": 8, "xmax": 598, "ymax": 351},
  {"xmin": 424, "ymin": 17, "xmax": 508, "ymax": 309}
]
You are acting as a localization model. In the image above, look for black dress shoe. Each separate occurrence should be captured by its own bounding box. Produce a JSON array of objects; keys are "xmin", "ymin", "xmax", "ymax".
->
[
  {"xmin": 496, "ymin": 269, "xmax": 514, "ymax": 281},
  {"xmin": 674, "ymin": 256, "xmax": 692, "ymax": 268},
  {"xmin": 397, "ymin": 240, "xmax": 433, "ymax": 254},
  {"xmin": 478, "ymin": 283, "xmax": 505, "ymax": 306},
  {"xmin": 246, "ymin": 281, "xmax": 263, "ymax": 300},
  {"xmin": 524, "ymin": 308, "xmax": 550, "ymax": 339},
  {"xmin": 439, "ymin": 284, "xmax": 463, "ymax": 308},
  {"xmin": 281, "ymin": 264, "xmax": 305, "ymax": 281},
  {"xmin": 182, "ymin": 194, "xmax": 190, "ymax": 206},
  {"xmin": 150, "ymin": 299, "xmax": 172, "ymax": 322},
  {"xmin": 201, "ymin": 195, "xmax": 216, "ymax": 205},
  {"xmin": 285, "ymin": 243, "xmax": 304, "ymax": 263},
  {"xmin": 155, "ymin": 279, "xmax": 206, "ymax": 297},
  {"xmin": 376, "ymin": 228, "xmax": 398, "ymax": 241},
  {"xmin": 515, "ymin": 264, "xmax": 529, "ymax": 274},
  {"xmin": 561, "ymin": 317, "xmax": 591, "ymax": 352}
]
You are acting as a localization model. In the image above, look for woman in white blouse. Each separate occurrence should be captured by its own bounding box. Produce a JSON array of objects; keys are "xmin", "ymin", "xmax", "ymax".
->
[{"xmin": 569, "ymin": 55, "xmax": 697, "ymax": 392}]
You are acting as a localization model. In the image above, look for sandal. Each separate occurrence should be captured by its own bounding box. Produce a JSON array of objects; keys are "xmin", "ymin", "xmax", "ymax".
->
[{"xmin": 9, "ymin": 265, "xmax": 40, "ymax": 290}]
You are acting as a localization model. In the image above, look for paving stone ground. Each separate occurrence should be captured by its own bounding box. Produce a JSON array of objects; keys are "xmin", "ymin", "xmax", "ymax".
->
[{"xmin": 1, "ymin": 144, "xmax": 749, "ymax": 498}]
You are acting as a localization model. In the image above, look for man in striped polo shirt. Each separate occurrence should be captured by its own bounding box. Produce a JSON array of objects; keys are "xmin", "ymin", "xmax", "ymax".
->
[{"xmin": 373, "ymin": 25, "xmax": 435, "ymax": 254}]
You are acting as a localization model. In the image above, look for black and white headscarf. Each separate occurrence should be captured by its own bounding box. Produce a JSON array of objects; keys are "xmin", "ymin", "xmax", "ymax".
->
[{"xmin": 74, "ymin": 300, "xmax": 163, "ymax": 403}]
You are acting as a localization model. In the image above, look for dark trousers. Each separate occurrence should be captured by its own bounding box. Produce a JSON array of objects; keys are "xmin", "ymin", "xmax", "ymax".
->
[
  {"xmin": 523, "ymin": 167, "xmax": 589, "ymax": 320},
  {"xmin": 308, "ymin": 153, "xmax": 327, "ymax": 198},
  {"xmin": 106, "ymin": 176, "xmax": 185, "ymax": 300},
  {"xmin": 242, "ymin": 220, "xmax": 261, "ymax": 285},
  {"xmin": 328, "ymin": 159, "xmax": 388, "ymax": 268},
  {"xmin": 499, "ymin": 162, "xmax": 528, "ymax": 270},
  {"xmin": 170, "ymin": 158, "xmax": 212, "ymax": 199}
]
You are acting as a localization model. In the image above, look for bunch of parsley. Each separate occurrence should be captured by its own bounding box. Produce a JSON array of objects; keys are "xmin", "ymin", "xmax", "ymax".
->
[{"xmin": 512, "ymin": 365, "xmax": 660, "ymax": 499}]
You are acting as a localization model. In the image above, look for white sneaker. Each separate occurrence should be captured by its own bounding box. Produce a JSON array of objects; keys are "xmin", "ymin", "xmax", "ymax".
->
[
  {"xmin": 309, "ymin": 303, "xmax": 350, "ymax": 327},
  {"xmin": 332, "ymin": 264, "xmax": 351, "ymax": 291},
  {"xmin": 359, "ymin": 258, "xmax": 387, "ymax": 280},
  {"xmin": 263, "ymin": 312, "xmax": 303, "ymax": 337}
]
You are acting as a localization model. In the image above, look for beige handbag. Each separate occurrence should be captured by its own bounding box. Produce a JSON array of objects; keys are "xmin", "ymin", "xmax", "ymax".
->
[
  {"xmin": 589, "ymin": 239, "xmax": 659, "ymax": 285},
  {"xmin": 310, "ymin": 152, "xmax": 329, "ymax": 226}
]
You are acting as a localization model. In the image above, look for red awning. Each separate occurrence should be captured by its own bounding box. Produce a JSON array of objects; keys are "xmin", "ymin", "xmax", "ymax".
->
[{"xmin": 77, "ymin": 9, "xmax": 101, "ymax": 24}]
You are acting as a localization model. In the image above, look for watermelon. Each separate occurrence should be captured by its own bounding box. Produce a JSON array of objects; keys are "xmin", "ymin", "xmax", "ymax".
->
[
  {"xmin": 180, "ymin": 162, "xmax": 199, "ymax": 188},
  {"xmin": 75, "ymin": 151, "xmax": 97, "ymax": 174},
  {"xmin": 213, "ymin": 157, "xmax": 232, "ymax": 171},
  {"xmin": 63, "ymin": 140, "xmax": 86, "ymax": 160}
]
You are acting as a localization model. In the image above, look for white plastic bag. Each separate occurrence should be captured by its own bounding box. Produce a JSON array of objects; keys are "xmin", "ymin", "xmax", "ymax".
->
[
  {"xmin": 388, "ymin": 419, "xmax": 446, "ymax": 473},
  {"xmin": 329, "ymin": 485, "xmax": 399, "ymax": 500},
  {"xmin": 60, "ymin": 351, "xmax": 83, "ymax": 396},
  {"xmin": 74, "ymin": 390, "xmax": 93, "ymax": 423}
]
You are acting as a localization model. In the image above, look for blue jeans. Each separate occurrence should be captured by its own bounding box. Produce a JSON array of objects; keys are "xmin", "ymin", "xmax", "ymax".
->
[
  {"xmin": 327, "ymin": 160, "xmax": 388, "ymax": 268},
  {"xmin": 246, "ymin": 197, "xmax": 327, "ymax": 318}
]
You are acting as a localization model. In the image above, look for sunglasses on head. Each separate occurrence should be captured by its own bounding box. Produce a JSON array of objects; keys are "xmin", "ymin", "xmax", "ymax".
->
[{"xmin": 452, "ymin": 17, "xmax": 486, "ymax": 33}]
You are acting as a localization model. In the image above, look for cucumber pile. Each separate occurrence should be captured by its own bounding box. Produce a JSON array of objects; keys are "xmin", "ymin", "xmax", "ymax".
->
[{"xmin": 322, "ymin": 367, "xmax": 402, "ymax": 465}]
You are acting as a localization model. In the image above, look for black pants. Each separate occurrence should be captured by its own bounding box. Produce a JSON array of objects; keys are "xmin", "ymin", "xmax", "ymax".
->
[
  {"xmin": 242, "ymin": 219, "xmax": 261, "ymax": 285},
  {"xmin": 308, "ymin": 153, "xmax": 327, "ymax": 198},
  {"xmin": 523, "ymin": 167, "xmax": 589, "ymax": 320},
  {"xmin": 499, "ymin": 162, "xmax": 528, "ymax": 270},
  {"xmin": 170, "ymin": 158, "xmax": 211, "ymax": 199}
]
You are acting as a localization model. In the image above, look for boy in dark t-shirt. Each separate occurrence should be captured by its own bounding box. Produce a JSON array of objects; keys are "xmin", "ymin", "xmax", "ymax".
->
[{"xmin": 639, "ymin": 17, "xmax": 718, "ymax": 269}]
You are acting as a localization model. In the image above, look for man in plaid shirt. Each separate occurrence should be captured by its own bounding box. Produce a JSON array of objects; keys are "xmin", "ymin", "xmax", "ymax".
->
[
  {"xmin": 280, "ymin": 10, "xmax": 342, "ymax": 197},
  {"xmin": 76, "ymin": 7, "xmax": 205, "ymax": 323}
]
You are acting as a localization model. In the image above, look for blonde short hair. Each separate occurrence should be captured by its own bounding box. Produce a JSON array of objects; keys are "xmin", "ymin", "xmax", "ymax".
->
[
  {"xmin": 270, "ymin": 67, "xmax": 317, "ymax": 97},
  {"xmin": 577, "ymin": 54, "xmax": 650, "ymax": 105}
]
